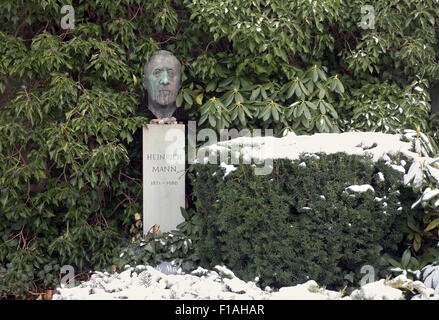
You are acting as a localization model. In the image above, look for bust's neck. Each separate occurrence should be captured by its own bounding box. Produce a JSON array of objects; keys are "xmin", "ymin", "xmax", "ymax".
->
[{"xmin": 148, "ymin": 101, "xmax": 176, "ymax": 119}]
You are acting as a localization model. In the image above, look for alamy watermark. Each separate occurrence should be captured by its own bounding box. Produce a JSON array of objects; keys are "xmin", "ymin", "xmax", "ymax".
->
[
  {"xmin": 360, "ymin": 5, "xmax": 375, "ymax": 30},
  {"xmin": 60, "ymin": 264, "xmax": 75, "ymax": 288},
  {"xmin": 344, "ymin": 264, "xmax": 376, "ymax": 286},
  {"xmin": 60, "ymin": 5, "xmax": 75, "ymax": 30},
  {"xmin": 57, "ymin": 4, "xmax": 375, "ymax": 35},
  {"xmin": 160, "ymin": 121, "xmax": 274, "ymax": 175}
]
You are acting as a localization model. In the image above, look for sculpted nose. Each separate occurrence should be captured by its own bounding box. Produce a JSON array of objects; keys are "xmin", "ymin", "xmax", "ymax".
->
[{"xmin": 159, "ymin": 71, "xmax": 169, "ymax": 85}]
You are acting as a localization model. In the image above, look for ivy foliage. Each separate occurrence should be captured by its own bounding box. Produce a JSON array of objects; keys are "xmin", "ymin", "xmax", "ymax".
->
[
  {"xmin": 113, "ymin": 208, "xmax": 201, "ymax": 273},
  {"xmin": 339, "ymin": 78, "xmax": 432, "ymax": 133}
]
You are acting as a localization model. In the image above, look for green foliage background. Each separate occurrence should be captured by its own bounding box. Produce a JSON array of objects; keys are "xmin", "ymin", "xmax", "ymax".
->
[{"xmin": 1, "ymin": 0, "xmax": 439, "ymax": 297}]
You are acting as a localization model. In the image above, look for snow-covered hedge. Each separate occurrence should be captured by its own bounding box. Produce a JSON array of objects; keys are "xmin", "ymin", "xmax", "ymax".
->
[{"xmin": 190, "ymin": 130, "xmax": 439, "ymax": 291}]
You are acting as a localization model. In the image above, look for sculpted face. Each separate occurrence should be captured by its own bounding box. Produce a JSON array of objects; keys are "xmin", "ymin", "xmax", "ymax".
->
[
  {"xmin": 144, "ymin": 51, "xmax": 181, "ymax": 119},
  {"xmin": 148, "ymin": 62, "xmax": 178, "ymax": 105}
]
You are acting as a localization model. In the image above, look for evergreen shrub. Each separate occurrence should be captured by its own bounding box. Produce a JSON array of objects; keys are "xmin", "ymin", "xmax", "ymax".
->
[{"xmin": 191, "ymin": 153, "xmax": 421, "ymax": 290}]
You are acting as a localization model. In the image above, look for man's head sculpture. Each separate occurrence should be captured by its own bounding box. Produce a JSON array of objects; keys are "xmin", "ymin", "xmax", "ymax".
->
[{"xmin": 143, "ymin": 50, "xmax": 181, "ymax": 119}]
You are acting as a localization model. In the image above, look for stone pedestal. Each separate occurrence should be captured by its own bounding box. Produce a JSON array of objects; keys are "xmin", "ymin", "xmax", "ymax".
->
[{"xmin": 143, "ymin": 124, "xmax": 185, "ymax": 234}]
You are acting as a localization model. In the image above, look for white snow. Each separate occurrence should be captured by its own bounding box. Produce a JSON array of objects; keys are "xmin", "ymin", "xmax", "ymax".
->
[
  {"xmin": 345, "ymin": 185, "xmax": 375, "ymax": 193},
  {"xmin": 52, "ymin": 265, "xmax": 439, "ymax": 300},
  {"xmin": 390, "ymin": 164, "xmax": 406, "ymax": 174},
  {"xmin": 214, "ymin": 265, "xmax": 236, "ymax": 279},
  {"xmin": 220, "ymin": 162, "xmax": 237, "ymax": 178},
  {"xmin": 270, "ymin": 280, "xmax": 342, "ymax": 300},
  {"xmin": 412, "ymin": 186, "xmax": 439, "ymax": 209},
  {"xmin": 197, "ymin": 130, "xmax": 439, "ymax": 191},
  {"xmin": 421, "ymin": 187, "xmax": 439, "ymax": 202},
  {"xmin": 52, "ymin": 265, "xmax": 270, "ymax": 300},
  {"xmin": 201, "ymin": 131, "xmax": 414, "ymax": 163},
  {"xmin": 350, "ymin": 279, "xmax": 403, "ymax": 300},
  {"xmin": 423, "ymin": 264, "xmax": 439, "ymax": 294}
]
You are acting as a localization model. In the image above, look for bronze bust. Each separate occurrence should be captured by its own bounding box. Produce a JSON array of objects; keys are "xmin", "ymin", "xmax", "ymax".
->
[{"xmin": 143, "ymin": 50, "xmax": 181, "ymax": 122}]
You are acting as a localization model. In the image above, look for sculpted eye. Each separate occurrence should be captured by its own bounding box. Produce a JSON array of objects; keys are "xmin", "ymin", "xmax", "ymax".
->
[{"xmin": 153, "ymin": 69, "xmax": 162, "ymax": 77}]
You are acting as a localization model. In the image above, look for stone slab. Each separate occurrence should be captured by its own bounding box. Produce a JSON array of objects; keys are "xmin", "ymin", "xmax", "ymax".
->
[{"xmin": 143, "ymin": 124, "xmax": 185, "ymax": 234}]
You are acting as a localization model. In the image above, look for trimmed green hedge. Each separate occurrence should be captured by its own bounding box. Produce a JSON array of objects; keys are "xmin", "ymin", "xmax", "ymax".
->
[{"xmin": 191, "ymin": 153, "xmax": 420, "ymax": 290}]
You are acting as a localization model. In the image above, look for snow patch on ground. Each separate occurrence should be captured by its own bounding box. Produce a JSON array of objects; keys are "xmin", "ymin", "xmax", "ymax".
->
[
  {"xmin": 52, "ymin": 265, "xmax": 439, "ymax": 300},
  {"xmin": 350, "ymin": 279, "xmax": 403, "ymax": 300}
]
